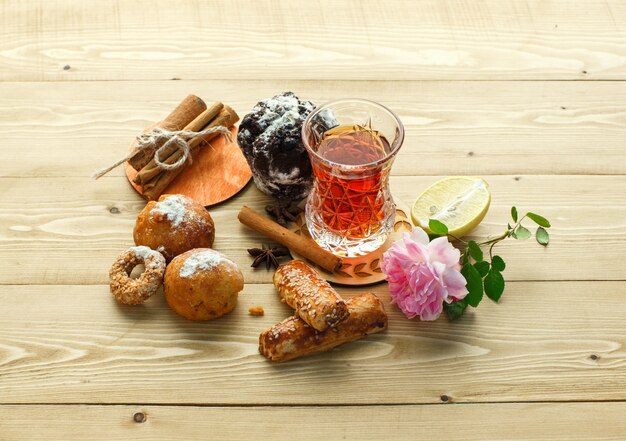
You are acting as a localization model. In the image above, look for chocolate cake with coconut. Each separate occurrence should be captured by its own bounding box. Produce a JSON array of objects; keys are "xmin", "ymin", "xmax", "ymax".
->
[{"xmin": 237, "ymin": 92, "xmax": 315, "ymax": 203}]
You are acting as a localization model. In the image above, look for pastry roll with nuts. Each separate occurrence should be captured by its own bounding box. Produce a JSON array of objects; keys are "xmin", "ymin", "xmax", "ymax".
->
[
  {"xmin": 273, "ymin": 260, "xmax": 349, "ymax": 331},
  {"xmin": 259, "ymin": 292, "xmax": 388, "ymax": 362}
]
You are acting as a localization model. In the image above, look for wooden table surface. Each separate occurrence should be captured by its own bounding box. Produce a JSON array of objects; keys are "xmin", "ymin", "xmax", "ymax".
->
[{"xmin": 1, "ymin": 1, "xmax": 626, "ymax": 439}]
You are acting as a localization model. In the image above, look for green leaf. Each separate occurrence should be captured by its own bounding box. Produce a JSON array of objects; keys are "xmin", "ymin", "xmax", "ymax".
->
[
  {"xmin": 460, "ymin": 252, "xmax": 469, "ymax": 266},
  {"xmin": 428, "ymin": 219, "xmax": 448, "ymax": 235},
  {"xmin": 526, "ymin": 212, "xmax": 551, "ymax": 228},
  {"xmin": 512, "ymin": 225, "xmax": 531, "ymax": 240},
  {"xmin": 467, "ymin": 240, "xmax": 484, "ymax": 262},
  {"xmin": 511, "ymin": 206, "xmax": 518, "ymax": 222},
  {"xmin": 444, "ymin": 300, "xmax": 467, "ymax": 320},
  {"xmin": 462, "ymin": 264, "xmax": 483, "ymax": 307},
  {"xmin": 484, "ymin": 270, "xmax": 505, "ymax": 302},
  {"xmin": 427, "ymin": 233, "xmax": 442, "ymax": 241},
  {"xmin": 474, "ymin": 261, "xmax": 490, "ymax": 277},
  {"xmin": 491, "ymin": 255, "xmax": 506, "ymax": 272},
  {"xmin": 536, "ymin": 227, "xmax": 550, "ymax": 246}
]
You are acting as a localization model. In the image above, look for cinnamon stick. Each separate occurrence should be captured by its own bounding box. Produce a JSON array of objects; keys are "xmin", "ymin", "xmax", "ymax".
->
[
  {"xmin": 133, "ymin": 102, "xmax": 224, "ymax": 185},
  {"xmin": 237, "ymin": 206, "xmax": 343, "ymax": 273},
  {"xmin": 189, "ymin": 104, "xmax": 238, "ymax": 151},
  {"xmin": 128, "ymin": 95, "xmax": 207, "ymax": 171},
  {"xmin": 140, "ymin": 105, "xmax": 240, "ymax": 201}
]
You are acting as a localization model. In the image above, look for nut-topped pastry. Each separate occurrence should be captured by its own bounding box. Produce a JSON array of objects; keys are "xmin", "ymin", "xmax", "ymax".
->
[
  {"xmin": 259, "ymin": 292, "xmax": 388, "ymax": 362},
  {"xmin": 273, "ymin": 260, "xmax": 349, "ymax": 331},
  {"xmin": 133, "ymin": 194, "xmax": 215, "ymax": 261}
]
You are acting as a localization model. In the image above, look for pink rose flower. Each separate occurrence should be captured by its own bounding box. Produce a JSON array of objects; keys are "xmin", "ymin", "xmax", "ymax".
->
[{"xmin": 381, "ymin": 227, "xmax": 468, "ymax": 321}]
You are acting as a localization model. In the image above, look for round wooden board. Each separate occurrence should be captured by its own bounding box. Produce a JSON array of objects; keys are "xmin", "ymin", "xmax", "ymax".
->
[
  {"xmin": 125, "ymin": 125, "xmax": 252, "ymax": 206},
  {"xmin": 290, "ymin": 199, "xmax": 414, "ymax": 286}
]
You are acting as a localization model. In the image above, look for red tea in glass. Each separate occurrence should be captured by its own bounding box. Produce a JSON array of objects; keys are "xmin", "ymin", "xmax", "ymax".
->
[
  {"xmin": 302, "ymin": 100, "xmax": 404, "ymax": 257},
  {"xmin": 313, "ymin": 124, "xmax": 391, "ymax": 236}
]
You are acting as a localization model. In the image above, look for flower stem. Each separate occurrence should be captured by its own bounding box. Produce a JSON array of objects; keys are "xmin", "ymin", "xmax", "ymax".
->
[
  {"xmin": 448, "ymin": 233, "xmax": 467, "ymax": 244},
  {"xmin": 479, "ymin": 215, "xmax": 527, "ymax": 259}
]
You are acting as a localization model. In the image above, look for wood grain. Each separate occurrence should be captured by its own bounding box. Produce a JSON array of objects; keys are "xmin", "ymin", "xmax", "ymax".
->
[
  {"xmin": 2, "ymin": 0, "xmax": 626, "ymax": 435},
  {"xmin": 1, "ymin": 0, "xmax": 626, "ymax": 81},
  {"xmin": 0, "ymin": 282, "xmax": 624, "ymax": 404},
  {"xmin": 0, "ymin": 175, "xmax": 624, "ymax": 285},
  {"xmin": 2, "ymin": 80, "xmax": 626, "ymax": 178},
  {"xmin": 1, "ymin": 402, "xmax": 626, "ymax": 441}
]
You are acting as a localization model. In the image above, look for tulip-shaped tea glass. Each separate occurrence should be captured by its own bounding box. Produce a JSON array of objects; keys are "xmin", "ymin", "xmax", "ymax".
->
[{"xmin": 302, "ymin": 99, "xmax": 404, "ymax": 257}]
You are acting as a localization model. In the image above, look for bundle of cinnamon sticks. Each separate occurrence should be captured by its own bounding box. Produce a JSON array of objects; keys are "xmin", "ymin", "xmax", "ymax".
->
[{"xmin": 128, "ymin": 95, "xmax": 239, "ymax": 200}]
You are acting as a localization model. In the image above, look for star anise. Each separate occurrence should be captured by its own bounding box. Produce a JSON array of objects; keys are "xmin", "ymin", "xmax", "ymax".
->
[
  {"xmin": 265, "ymin": 202, "xmax": 304, "ymax": 227},
  {"xmin": 247, "ymin": 244, "xmax": 292, "ymax": 270}
]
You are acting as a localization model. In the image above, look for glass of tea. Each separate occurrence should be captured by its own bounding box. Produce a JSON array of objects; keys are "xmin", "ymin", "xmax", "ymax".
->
[{"xmin": 302, "ymin": 99, "xmax": 404, "ymax": 257}]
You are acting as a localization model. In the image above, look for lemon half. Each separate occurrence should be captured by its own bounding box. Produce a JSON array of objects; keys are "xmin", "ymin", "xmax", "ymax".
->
[{"xmin": 411, "ymin": 177, "xmax": 491, "ymax": 238}]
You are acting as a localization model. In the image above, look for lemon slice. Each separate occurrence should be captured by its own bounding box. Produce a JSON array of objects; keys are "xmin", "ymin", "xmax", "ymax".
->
[{"xmin": 411, "ymin": 177, "xmax": 491, "ymax": 238}]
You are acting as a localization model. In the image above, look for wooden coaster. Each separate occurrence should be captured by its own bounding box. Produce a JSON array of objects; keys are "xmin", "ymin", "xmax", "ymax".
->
[
  {"xmin": 290, "ymin": 200, "xmax": 414, "ymax": 286},
  {"xmin": 125, "ymin": 125, "xmax": 252, "ymax": 206}
]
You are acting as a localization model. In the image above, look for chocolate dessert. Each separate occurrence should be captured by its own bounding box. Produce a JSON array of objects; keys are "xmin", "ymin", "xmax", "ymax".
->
[{"xmin": 237, "ymin": 92, "xmax": 315, "ymax": 203}]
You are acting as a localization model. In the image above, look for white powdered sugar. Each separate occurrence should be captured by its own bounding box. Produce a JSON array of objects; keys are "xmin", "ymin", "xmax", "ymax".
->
[
  {"xmin": 257, "ymin": 109, "xmax": 300, "ymax": 140},
  {"xmin": 255, "ymin": 95, "xmax": 314, "ymax": 146},
  {"xmin": 270, "ymin": 167, "xmax": 301, "ymax": 184},
  {"xmin": 129, "ymin": 245, "xmax": 158, "ymax": 260},
  {"xmin": 253, "ymin": 93, "xmax": 301, "ymax": 114},
  {"xmin": 314, "ymin": 108, "xmax": 339, "ymax": 130},
  {"xmin": 150, "ymin": 195, "xmax": 191, "ymax": 227},
  {"xmin": 179, "ymin": 249, "xmax": 228, "ymax": 278},
  {"xmin": 251, "ymin": 174, "xmax": 280, "ymax": 195}
]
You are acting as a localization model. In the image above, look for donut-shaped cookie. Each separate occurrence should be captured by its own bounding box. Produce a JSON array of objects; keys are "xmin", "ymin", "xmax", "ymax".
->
[{"xmin": 109, "ymin": 246, "xmax": 166, "ymax": 305}]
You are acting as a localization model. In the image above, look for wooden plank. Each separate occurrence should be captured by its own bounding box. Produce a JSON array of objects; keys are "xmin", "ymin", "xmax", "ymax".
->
[
  {"xmin": 0, "ymin": 281, "xmax": 624, "ymax": 404},
  {"xmin": 0, "ymin": 175, "xmax": 624, "ymax": 285},
  {"xmin": 1, "ymin": 402, "xmax": 626, "ymax": 441},
  {"xmin": 2, "ymin": 80, "xmax": 626, "ymax": 177},
  {"xmin": 1, "ymin": 0, "xmax": 625, "ymax": 81}
]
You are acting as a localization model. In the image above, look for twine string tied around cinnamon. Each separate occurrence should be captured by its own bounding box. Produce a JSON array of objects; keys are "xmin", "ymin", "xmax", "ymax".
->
[{"xmin": 91, "ymin": 125, "xmax": 232, "ymax": 180}]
